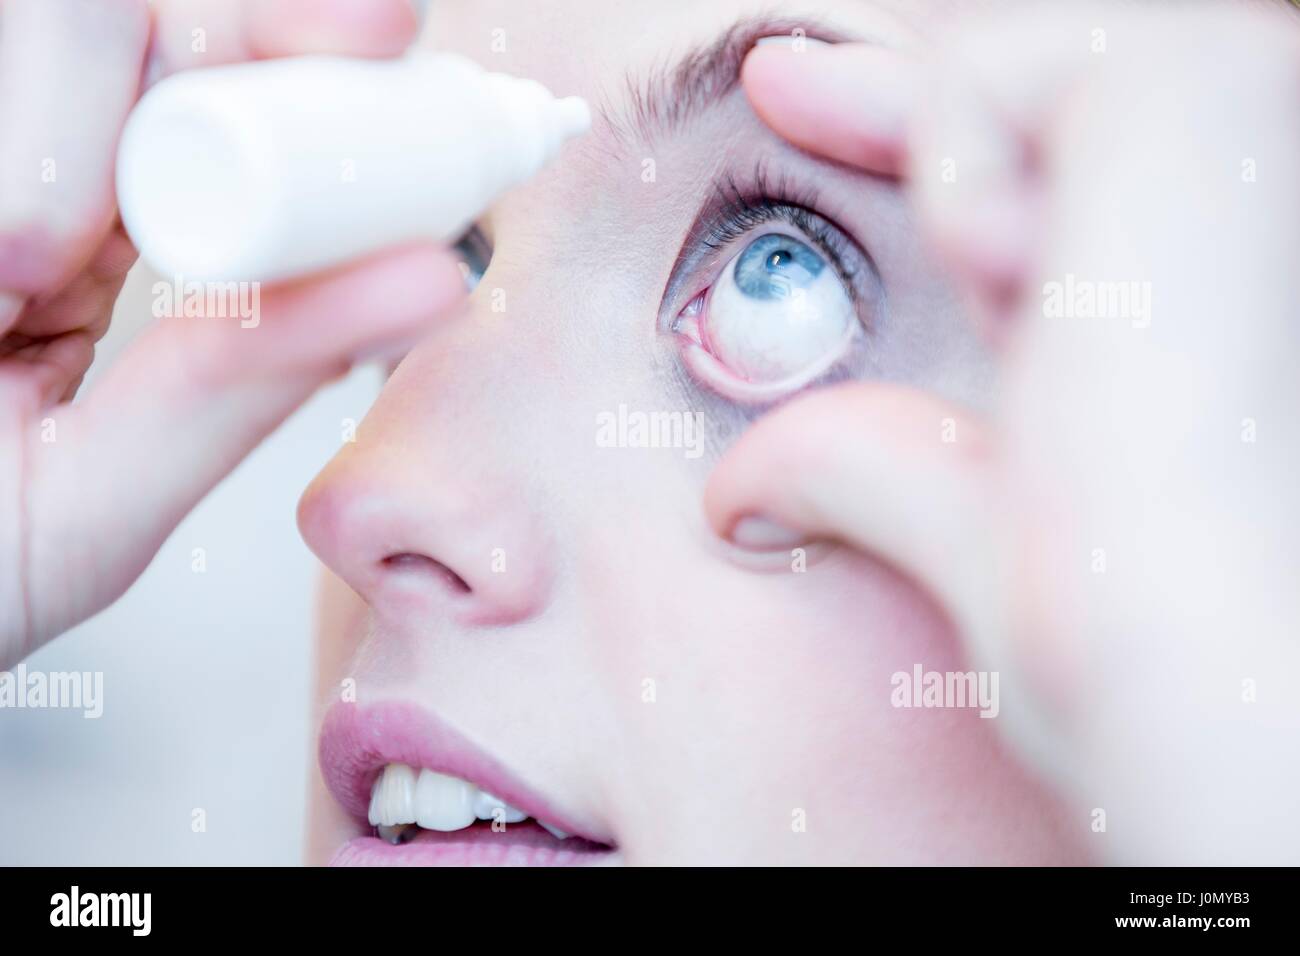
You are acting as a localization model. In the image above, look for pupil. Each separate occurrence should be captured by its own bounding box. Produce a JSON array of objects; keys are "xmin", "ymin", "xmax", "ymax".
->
[
  {"xmin": 731, "ymin": 234, "xmax": 825, "ymax": 301},
  {"xmin": 766, "ymin": 249, "xmax": 792, "ymax": 271}
]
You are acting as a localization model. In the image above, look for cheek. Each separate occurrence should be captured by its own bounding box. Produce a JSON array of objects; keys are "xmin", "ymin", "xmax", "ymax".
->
[{"xmin": 581, "ymin": 520, "xmax": 1081, "ymax": 861}]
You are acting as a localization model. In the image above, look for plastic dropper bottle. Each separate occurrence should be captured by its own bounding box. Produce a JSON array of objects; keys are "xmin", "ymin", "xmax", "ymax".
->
[{"xmin": 116, "ymin": 53, "xmax": 590, "ymax": 282}]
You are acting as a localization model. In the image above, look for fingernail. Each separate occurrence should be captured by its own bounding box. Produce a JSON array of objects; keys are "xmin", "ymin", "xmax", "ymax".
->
[{"xmin": 728, "ymin": 516, "xmax": 806, "ymax": 551}]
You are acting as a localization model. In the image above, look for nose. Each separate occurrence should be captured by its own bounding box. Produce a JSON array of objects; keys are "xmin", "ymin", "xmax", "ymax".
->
[{"xmin": 297, "ymin": 352, "xmax": 553, "ymax": 628}]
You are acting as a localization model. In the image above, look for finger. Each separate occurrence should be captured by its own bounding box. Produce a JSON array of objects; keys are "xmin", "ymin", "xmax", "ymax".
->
[
  {"xmin": 6, "ymin": 330, "xmax": 96, "ymax": 408},
  {"xmin": 741, "ymin": 42, "xmax": 913, "ymax": 177},
  {"xmin": 245, "ymin": 0, "xmax": 419, "ymax": 59},
  {"xmin": 910, "ymin": 5, "xmax": 1300, "ymax": 343},
  {"xmin": 0, "ymin": 223, "xmax": 137, "ymax": 406},
  {"xmin": 703, "ymin": 382, "xmax": 1081, "ymax": 778},
  {"xmin": 738, "ymin": 25, "xmax": 1049, "ymax": 338},
  {"xmin": 6, "ymin": 221, "xmax": 136, "ymax": 342},
  {"xmin": 904, "ymin": 14, "xmax": 1092, "ymax": 331},
  {"xmin": 0, "ymin": 0, "xmax": 150, "ymax": 313},
  {"xmin": 152, "ymin": 0, "xmax": 419, "ymax": 76},
  {"xmin": 704, "ymin": 381, "xmax": 995, "ymax": 643},
  {"xmin": 22, "ymin": 243, "xmax": 465, "ymax": 640},
  {"xmin": 97, "ymin": 241, "xmax": 465, "ymax": 407}
]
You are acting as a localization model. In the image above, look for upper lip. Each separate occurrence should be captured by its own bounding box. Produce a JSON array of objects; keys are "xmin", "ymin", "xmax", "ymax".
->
[{"xmin": 318, "ymin": 699, "xmax": 611, "ymax": 845}]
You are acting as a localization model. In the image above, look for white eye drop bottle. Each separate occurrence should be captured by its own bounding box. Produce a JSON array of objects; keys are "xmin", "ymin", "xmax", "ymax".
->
[{"xmin": 116, "ymin": 53, "xmax": 590, "ymax": 282}]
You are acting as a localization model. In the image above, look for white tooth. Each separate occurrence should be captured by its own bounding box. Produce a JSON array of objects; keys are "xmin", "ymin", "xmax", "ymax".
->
[
  {"xmin": 415, "ymin": 768, "xmax": 479, "ymax": 831},
  {"xmin": 538, "ymin": 821, "xmax": 570, "ymax": 840},
  {"xmin": 474, "ymin": 789, "xmax": 528, "ymax": 823},
  {"xmin": 377, "ymin": 764, "xmax": 418, "ymax": 826},
  {"xmin": 368, "ymin": 777, "xmax": 382, "ymax": 827}
]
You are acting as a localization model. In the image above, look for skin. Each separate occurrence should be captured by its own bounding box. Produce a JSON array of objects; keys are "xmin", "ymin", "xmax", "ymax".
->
[
  {"xmin": 712, "ymin": 3, "xmax": 1300, "ymax": 863},
  {"xmin": 0, "ymin": 0, "xmax": 465, "ymax": 662},
  {"xmin": 300, "ymin": 0, "xmax": 1082, "ymax": 865},
  {"xmin": 4, "ymin": 0, "xmax": 1296, "ymax": 865}
]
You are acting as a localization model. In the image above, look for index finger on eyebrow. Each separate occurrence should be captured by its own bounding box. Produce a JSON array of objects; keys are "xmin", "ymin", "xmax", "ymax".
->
[{"xmin": 740, "ymin": 42, "xmax": 914, "ymax": 177}]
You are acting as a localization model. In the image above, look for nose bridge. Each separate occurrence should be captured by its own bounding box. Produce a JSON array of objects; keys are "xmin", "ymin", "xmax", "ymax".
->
[{"xmin": 297, "ymin": 283, "xmax": 565, "ymax": 627}]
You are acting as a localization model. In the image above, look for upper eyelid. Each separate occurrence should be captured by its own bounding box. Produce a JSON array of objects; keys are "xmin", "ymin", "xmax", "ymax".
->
[
  {"xmin": 705, "ymin": 201, "xmax": 863, "ymax": 301},
  {"xmin": 661, "ymin": 197, "xmax": 868, "ymax": 328},
  {"xmin": 660, "ymin": 157, "xmax": 876, "ymax": 304}
]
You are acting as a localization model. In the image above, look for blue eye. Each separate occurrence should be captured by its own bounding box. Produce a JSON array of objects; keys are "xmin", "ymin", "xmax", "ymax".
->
[
  {"xmin": 688, "ymin": 230, "xmax": 856, "ymax": 385},
  {"xmin": 733, "ymin": 234, "xmax": 825, "ymax": 300}
]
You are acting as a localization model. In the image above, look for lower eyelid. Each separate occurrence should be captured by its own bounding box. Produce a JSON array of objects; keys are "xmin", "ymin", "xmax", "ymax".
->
[
  {"xmin": 670, "ymin": 232, "xmax": 869, "ymax": 401},
  {"xmin": 675, "ymin": 326, "xmax": 859, "ymax": 405}
]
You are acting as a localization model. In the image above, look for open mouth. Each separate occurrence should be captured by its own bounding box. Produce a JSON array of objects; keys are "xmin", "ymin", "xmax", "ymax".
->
[{"xmin": 318, "ymin": 700, "xmax": 618, "ymax": 866}]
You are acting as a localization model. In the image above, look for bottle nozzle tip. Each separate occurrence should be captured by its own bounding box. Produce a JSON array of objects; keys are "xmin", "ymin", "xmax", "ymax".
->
[{"xmin": 554, "ymin": 95, "xmax": 592, "ymax": 139}]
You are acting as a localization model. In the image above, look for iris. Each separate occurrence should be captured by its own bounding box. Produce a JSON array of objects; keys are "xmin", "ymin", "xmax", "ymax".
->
[
  {"xmin": 697, "ymin": 231, "xmax": 854, "ymax": 385},
  {"xmin": 732, "ymin": 233, "xmax": 824, "ymax": 301}
]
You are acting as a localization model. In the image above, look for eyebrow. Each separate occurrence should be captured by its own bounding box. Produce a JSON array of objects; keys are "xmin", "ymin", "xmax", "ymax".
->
[{"xmin": 598, "ymin": 14, "xmax": 867, "ymax": 151}]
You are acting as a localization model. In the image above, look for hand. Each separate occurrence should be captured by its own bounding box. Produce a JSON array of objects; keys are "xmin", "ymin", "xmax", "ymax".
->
[
  {"xmin": 708, "ymin": 2, "xmax": 1300, "ymax": 863},
  {"xmin": 0, "ymin": 0, "xmax": 466, "ymax": 666}
]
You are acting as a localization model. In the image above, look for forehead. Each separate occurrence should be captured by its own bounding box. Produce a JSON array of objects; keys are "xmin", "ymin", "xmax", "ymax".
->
[{"xmin": 421, "ymin": 0, "xmax": 934, "ymax": 103}]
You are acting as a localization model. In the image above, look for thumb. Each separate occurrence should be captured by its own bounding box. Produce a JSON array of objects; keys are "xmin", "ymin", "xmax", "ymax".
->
[
  {"xmin": 703, "ymin": 382, "xmax": 1074, "ymax": 778},
  {"xmin": 704, "ymin": 382, "xmax": 994, "ymax": 646}
]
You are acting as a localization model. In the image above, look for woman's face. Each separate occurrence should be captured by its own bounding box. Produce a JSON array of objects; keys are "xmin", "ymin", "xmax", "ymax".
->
[{"xmin": 298, "ymin": 0, "xmax": 1087, "ymax": 865}]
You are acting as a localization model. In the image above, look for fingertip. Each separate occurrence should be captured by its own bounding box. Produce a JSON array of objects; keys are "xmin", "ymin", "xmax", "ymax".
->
[
  {"xmin": 739, "ymin": 43, "xmax": 786, "ymax": 98},
  {"xmin": 705, "ymin": 383, "xmax": 990, "ymax": 547},
  {"xmin": 269, "ymin": 241, "xmax": 466, "ymax": 336},
  {"xmin": 419, "ymin": 244, "xmax": 472, "ymax": 314},
  {"xmin": 703, "ymin": 388, "xmax": 831, "ymax": 539},
  {"xmin": 246, "ymin": 0, "xmax": 419, "ymax": 59},
  {"xmin": 702, "ymin": 448, "xmax": 751, "ymax": 538},
  {"xmin": 742, "ymin": 42, "xmax": 911, "ymax": 175},
  {"xmin": 739, "ymin": 44, "xmax": 817, "ymax": 142},
  {"xmin": 358, "ymin": 242, "xmax": 467, "ymax": 323}
]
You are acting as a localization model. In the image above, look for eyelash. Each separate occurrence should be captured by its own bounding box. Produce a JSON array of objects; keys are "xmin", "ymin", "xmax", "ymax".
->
[
  {"xmin": 691, "ymin": 165, "xmax": 863, "ymax": 307},
  {"xmin": 661, "ymin": 162, "xmax": 877, "ymax": 404}
]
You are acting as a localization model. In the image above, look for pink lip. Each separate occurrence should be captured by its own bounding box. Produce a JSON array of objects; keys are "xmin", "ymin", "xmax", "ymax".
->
[
  {"xmin": 331, "ymin": 822, "xmax": 614, "ymax": 867},
  {"xmin": 318, "ymin": 699, "xmax": 616, "ymax": 866}
]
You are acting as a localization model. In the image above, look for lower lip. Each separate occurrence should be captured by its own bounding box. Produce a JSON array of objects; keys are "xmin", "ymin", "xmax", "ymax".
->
[{"xmin": 330, "ymin": 822, "xmax": 615, "ymax": 867}]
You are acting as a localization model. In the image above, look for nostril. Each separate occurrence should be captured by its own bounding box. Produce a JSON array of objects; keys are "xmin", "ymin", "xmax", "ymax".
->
[{"xmin": 381, "ymin": 553, "xmax": 472, "ymax": 595}]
